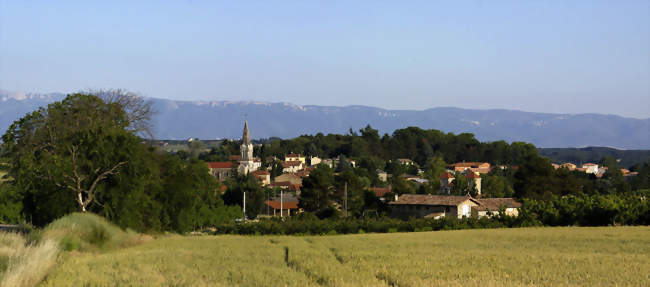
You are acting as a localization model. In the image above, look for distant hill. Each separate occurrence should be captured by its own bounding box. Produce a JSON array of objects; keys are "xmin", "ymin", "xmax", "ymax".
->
[
  {"xmin": 538, "ymin": 147, "xmax": 650, "ymax": 168},
  {"xmin": 1, "ymin": 90, "xmax": 649, "ymax": 149}
]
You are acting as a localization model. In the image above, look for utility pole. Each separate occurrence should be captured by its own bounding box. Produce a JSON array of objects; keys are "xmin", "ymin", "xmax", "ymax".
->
[
  {"xmin": 280, "ymin": 189, "xmax": 284, "ymax": 218},
  {"xmin": 243, "ymin": 191, "xmax": 246, "ymax": 223},
  {"xmin": 266, "ymin": 190, "xmax": 269, "ymax": 216},
  {"xmin": 344, "ymin": 181, "xmax": 348, "ymax": 217}
]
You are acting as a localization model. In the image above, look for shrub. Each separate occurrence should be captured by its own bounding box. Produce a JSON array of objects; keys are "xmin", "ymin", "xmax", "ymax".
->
[{"xmin": 42, "ymin": 212, "xmax": 145, "ymax": 252}]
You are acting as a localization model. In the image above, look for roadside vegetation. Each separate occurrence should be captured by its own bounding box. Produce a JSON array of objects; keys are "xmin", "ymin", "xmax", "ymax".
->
[
  {"xmin": 41, "ymin": 226, "xmax": 650, "ymax": 286},
  {"xmin": 0, "ymin": 212, "xmax": 149, "ymax": 287}
]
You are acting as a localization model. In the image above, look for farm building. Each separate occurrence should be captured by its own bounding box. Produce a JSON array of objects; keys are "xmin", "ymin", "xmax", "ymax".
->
[
  {"xmin": 263, "ymin": 195, "xmax": 299, "ymax": 217},
  {"xmin": 473, "ymin": 198, "xmax": 521, "ymax": 217},
  {"xmin": 390, "ymin": 194, "xmax": 521, "ymax": 219},
  {"xmin": 390, "ymin": 194, "xmax": 481, "ymax": 219}
]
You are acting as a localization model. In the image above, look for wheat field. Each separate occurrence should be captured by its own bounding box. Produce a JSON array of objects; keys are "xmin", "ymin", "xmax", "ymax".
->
[{"xmin": 42, "ymin": 227, "xmax": 650, "ymax": 286}]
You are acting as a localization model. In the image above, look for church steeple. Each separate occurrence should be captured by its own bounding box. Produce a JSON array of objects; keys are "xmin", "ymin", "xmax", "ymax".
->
[
  {"xmin": 242, "ymin": 121, "xmax": 251, "ymax": 145},
  {"xmin": 238, "ymin": 121, "xmax": 258, "ymax": 175}
]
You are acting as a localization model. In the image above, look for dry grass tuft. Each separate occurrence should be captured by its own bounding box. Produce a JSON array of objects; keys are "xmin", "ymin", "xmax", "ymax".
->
[{"xmin": 0, "ymin": 233, "xmax": 59, "ymax": 287}]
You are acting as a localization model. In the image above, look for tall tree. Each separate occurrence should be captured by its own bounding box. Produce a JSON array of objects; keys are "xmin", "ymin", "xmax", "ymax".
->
[
  {"xmin": 2, "ymin": 94, "xmax": 139, "ymax": 216},
  {"xmin": 222, "ymin": 175, "xmax": 265, "ymax": 219},
  {"xmin": 299, "ymin": 164, "xmax": 335, "ymax": 216}
]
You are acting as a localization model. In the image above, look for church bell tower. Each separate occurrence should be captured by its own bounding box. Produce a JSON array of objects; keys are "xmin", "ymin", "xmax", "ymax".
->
[{"xmin": 238, "ymin": 121, "xmax": 256, "ymax": 174}]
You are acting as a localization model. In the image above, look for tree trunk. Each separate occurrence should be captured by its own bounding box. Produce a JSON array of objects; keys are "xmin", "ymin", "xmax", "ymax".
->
[{"xmin": 77, "ymin": 192, "xmax": 87, "ymax": 212}]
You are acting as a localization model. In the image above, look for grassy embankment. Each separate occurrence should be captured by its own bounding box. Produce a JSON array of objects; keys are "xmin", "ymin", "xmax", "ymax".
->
[
  {"xmin": 0, "ymin": 213, "xmax": 146, "ymax": 287},
  {"xmin": 43, "ymin": 226, "xmax": 650, "ymax": 286}
]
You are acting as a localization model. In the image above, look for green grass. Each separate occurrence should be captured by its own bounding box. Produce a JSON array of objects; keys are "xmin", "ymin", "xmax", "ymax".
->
[
  {"xmin": 42, "ymin": 226, "xmax": 650, "ymax": 286},
  {"xmin": 0, "ymin": 170, "xmax": 8, "ymax": 182}
]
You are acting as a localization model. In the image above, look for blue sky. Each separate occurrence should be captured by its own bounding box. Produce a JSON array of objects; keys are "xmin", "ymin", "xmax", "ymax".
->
[{"xmin": 1, "ymin": 1, "xmax": 648, "ymax": 118}]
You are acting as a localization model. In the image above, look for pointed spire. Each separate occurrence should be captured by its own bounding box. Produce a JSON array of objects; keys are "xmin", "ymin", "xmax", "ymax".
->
[{"xmin": 242, "ymin": 121, "xmax": 251, "ymax": 144}]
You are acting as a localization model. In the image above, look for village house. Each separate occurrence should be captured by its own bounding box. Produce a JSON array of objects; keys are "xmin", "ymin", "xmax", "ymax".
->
[
  {"xmin": 369, "ymin": 186, "xmax": 392, "ymax": 201},
  {"xmin": 333, "ymin": 155, "xmax": 356, "ymax": 168},
  {"xmin": 390, "ymin": 194, "xmax": 481, "ymax": 219},
  {"xmin": 466, "ymin": 171, "xmax": 482, "ymax": 195},
  {"xmin": 295, "ymin": 168, "xmax": 312, "ymax": 178},
  {"xmin": 251, "ymin": 170, "xmax": 271, "ymax": 185},
  {"xmin": 448, "ymin": 162, "xmax": 491, "ymax": 174},
  {"xmin": 376, "ymin": 169, "xmax": 388, "ymax": 182},
  {"xmin": 396, "ymin": 158, "xmax": 415, "ymax": 166},
  {"xmin": 560, "ymin": 163, "xmax": 577, "ymax": 170},
  {"xmin": 438, "ymin": 171, "xmax": 482, "ymax": 195},
  {"xmin": 206, "ymin": 162, "xmax": 235, "ymax": 181},
  {"xmin": 390, "ymin": 194, "xmax": 521, "ymax": 219},
  {"xmin": 269, "ymin": 181, "xmax": 302, "ymax": 194},
  {"xmin": 310, "ymin": 156, "xmax": 322, "ymax": 166},
  {"xmin": 274, "ymin": 173, "xmax": 303, "ymax": 186},
  {"xmin": 316, "ymin": 157, "xmax": 356, "ymax": 169},
  {"xmin": 472, "ymin": 198, "xmax": 521, "ymax": 217},
  {"xmin": 439, "ymin": 172, "xmax": 454, "ymax": 194},
  {"xmin": 282, "ymin": 161, "xmax": 304, "ymax": 173},
  {"xmin": 582, "ymin": 163, "xmax": 599, "ymax": 174},
  {"xmin": 285, "ymin": 153, "xmax": 306, "ymax": 165},
  {"xmin": 320, "ymin": 159, "xmax": 334, "ymax": 168}
]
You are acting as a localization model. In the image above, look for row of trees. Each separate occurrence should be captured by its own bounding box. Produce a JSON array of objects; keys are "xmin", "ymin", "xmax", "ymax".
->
[{"xmin": 197, "ymin": 125, "xmax": 538, "ymax": 169}]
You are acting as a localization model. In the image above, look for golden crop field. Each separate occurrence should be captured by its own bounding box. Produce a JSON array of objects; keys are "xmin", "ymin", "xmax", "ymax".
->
[{"xmin": 42, "ymin": 227, "xmax": 650, "ymax": 287}]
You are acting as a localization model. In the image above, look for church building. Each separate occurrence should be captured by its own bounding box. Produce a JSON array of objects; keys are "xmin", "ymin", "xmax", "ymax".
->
[{"xmin": 238, "ymin": 121, "xmax": 260, "ymax": 174}]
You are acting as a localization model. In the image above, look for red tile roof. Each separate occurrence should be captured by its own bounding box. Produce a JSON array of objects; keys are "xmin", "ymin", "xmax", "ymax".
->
[
  {"xmin": 295, "ymin": 169, "xmax": 311, "ymax": 177},
  {"xmin": 229, "ymin": 155, "xmax": 241, "ymax": 161},
  {"xmin": 251, "ymin": 170, "xmax": 270, "ymax": 176},
  {"xmin": 440, "ymin": 172, "xmax": 454, "ymax": 179},
  {"xmin": 270, "ymin": 181, "xmax": 292, "ymax": 187},
  {"xmin": 369, "ymin": 187, "xmax": 391, "ymax": 197},
  {"xmin": 282, "ymin": 161, "xmax": 302, "ymax": 168},
  {"xmin": 265, "ymin": 200, "xmax": 299, "ymax": 210},
  {"xmin": 207, "ymin": 162, "xmax": 234, "ymax": 169}
]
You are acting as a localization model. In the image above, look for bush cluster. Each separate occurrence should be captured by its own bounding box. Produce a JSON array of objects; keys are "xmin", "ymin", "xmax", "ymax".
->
[
  {"xmin": 519, "ymin": 191, "xmax": 650, "ymax": 226},
  {"xmin": 213, "ymin": 216, "xmax": 517, "ymax": 236}
]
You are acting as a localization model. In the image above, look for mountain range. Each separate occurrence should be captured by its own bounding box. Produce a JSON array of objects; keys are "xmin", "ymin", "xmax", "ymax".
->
[{"xmin": 1, "ymin": 90, "xmax": 649, "ymax": 149}]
